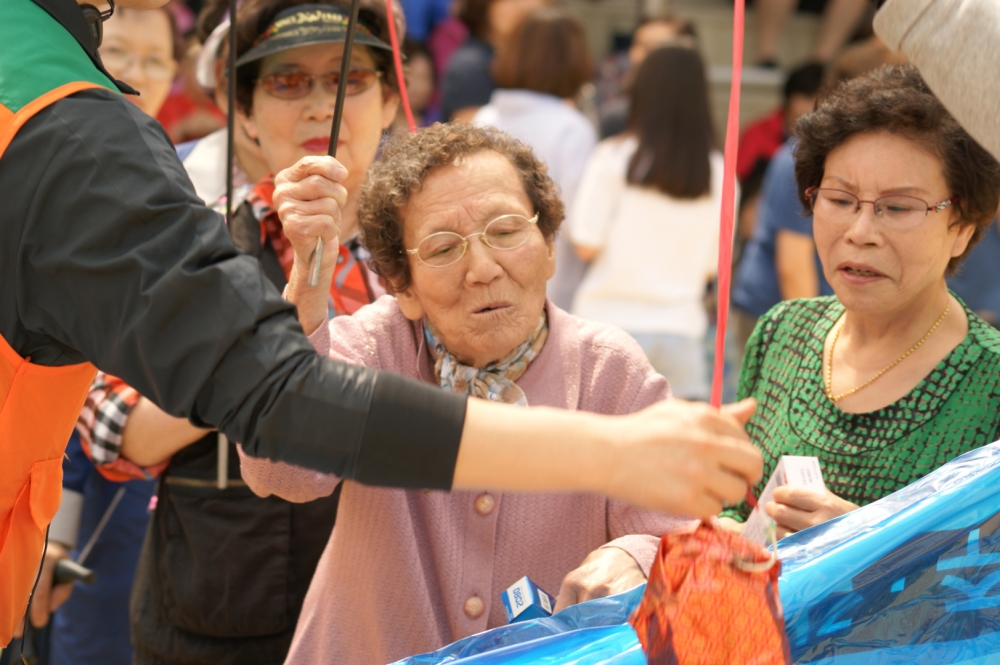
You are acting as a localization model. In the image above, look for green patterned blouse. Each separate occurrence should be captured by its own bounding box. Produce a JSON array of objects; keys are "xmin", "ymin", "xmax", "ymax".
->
[{"xmin": 723, "ymin": 295, "xmax": 1000, "ymax": 522}]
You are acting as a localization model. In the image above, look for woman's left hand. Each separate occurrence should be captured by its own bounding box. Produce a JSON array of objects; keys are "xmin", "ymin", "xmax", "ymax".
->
[
  {"xmin": 273, "ymin": 155, "xmax": 348, "ymax": 270},
  {"xmin": 554, "ymin": 547, "xmax": 647, "ymax": 612},
  {"xmin": 274, "ymin": 156, "xmax": 349, "ymax": 335},
  {"xmin": 765, "ymin": 486, "xmax": 859, "ymax": 539}
]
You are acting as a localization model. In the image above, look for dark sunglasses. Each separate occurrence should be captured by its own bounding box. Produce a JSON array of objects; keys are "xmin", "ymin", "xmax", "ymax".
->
[{"xmin": 258, "ymin": 67, "xmax": 383, "ymax": 100}]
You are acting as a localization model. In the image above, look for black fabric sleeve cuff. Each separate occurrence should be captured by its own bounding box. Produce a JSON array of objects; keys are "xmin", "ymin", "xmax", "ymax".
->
[{"xmin": 354, "ymin": 372, "xmax": 467, "ymax": 490}]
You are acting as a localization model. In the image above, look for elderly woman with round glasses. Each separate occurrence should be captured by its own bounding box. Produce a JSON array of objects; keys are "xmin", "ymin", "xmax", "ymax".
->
[
  {"xmin": 236, "ymin": 122, "xmax": 757, "ymax": 664},
  {"xmin": 720, "ymin": 65, "xmax": 1000, "ymax": 539}
]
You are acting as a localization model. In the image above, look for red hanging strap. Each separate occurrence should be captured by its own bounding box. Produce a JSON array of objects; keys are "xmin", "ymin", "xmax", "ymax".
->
[
  {"xmin": 710, "ymin": 0, "xmax": 744, "ymax": 409},
  {"xmin": 387, "ymin": 0, "xmax": 417, "ymax": 133},
  {"xmin": 710, "ymin": 0, "xmax": 757, "ymax": 508}
]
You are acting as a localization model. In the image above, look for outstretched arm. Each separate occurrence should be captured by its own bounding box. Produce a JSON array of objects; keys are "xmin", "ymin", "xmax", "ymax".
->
[{"xmin": 8, "ymin": 93, "xmax": 761, "ymax": 513}]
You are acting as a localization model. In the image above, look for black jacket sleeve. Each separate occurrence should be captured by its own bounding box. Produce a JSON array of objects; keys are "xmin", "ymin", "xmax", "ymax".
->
[{"xmin": 0, "ymin": 90, "xmax": 464, "ymax": 490}]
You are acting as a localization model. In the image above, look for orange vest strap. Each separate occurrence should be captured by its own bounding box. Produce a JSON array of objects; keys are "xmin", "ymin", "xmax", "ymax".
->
[
  {"xmin": 0, "ymin": 81, "xmax": 102, "ymax": 157},
  {"xmin": 0, "ymin": 80, "xmax": 103, "ymax": 647}
]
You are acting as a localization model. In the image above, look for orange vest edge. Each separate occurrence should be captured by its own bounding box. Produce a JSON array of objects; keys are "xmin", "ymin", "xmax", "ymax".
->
[{"xmin": 0, "ymin": 82, "xmax": 102, "ymax": 647}]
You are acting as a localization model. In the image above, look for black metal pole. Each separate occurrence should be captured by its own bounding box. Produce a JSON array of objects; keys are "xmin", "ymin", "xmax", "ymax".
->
[
  {"xmin": 308, "ymin": 0, "xmax": 363, "ymax": 286},
  {"xmin": 328, "ymin": 0, "xmax": 362, "ymax": 159},
  {"xmin": 225, "ymin": 0, "xmax": 238, "ymax": 226}
]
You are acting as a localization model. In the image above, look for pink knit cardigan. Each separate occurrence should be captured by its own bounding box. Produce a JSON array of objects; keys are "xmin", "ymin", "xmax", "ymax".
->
[{"xmin": 239, "ymin": 296, "xmax": 683, "ymax": 665}]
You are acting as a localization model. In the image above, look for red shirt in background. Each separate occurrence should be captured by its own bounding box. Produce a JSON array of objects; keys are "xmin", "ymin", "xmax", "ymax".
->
[
  {"xmin": 737, "ymin": 107, "xmax": 786, "ymax": 182},
  {"xmin": 157, "ymin": 89, "xmax": 226, "ymax": 145}
]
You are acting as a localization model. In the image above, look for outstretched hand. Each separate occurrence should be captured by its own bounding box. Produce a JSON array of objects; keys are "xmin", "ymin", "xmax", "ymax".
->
[
  {"xmin": 604, "ymin": 398, "xmax": 763, "ymax": 518},
  {"xmin": 454, "ymin": 398, "xmax": 762, "ymax": 518}
]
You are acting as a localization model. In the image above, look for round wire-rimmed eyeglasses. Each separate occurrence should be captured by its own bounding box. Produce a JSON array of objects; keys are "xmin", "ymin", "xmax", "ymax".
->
[
  {"xmin": 806, "ymin": 186, "xmax": 955, "ymax": 230},
  {"xmin": 405, "ymin": 213, "xmax": 540, "ymax": 268}
]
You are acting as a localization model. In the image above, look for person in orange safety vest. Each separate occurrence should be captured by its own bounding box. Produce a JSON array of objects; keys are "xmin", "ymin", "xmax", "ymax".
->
[{"xmin": 0, "ymin": 0, "xmax": 763, "ymax": 649}]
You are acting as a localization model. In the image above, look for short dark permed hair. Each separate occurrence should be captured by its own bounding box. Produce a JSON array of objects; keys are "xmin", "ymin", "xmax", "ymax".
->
[
  {"xmin": 794, "ymin": 64, "xmax": 1000, "ymax": 274},
  {"xmin": 358, "ymin": 122, "xmax": 564, "ymax": 293}
]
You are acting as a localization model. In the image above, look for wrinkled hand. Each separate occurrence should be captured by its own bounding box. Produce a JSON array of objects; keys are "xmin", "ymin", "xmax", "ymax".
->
[
  {"xmin": 273, "ymin": 156, "xmax": 349, "ymax": 279},
  {"xmin": 765, "ymin": 486, "xmax": 859, "ymax": 539},
  {"xmin": 605, "ymin": 399, "xmax": 763, "ymax": 519},
  {"xmin": 12, "ymin": 542, "xmax": 74, "ymax": 637},
  {"xmin": 554, "ymin": 547, "xmax": 647, "ymax": 612}
]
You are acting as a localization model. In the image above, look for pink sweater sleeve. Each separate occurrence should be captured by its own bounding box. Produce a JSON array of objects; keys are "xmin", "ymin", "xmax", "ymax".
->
[
  {"xmin": 599, "ymin": 360, "xmax": 694, "ymax": 576},
  {"xmin": 237, "ymin": 316, "xmax": 341, "ymax": 502}
]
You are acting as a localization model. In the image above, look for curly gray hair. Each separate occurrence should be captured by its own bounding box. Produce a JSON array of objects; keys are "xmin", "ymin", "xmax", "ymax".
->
[{"xmin": 358, "ymin": 122, "xmax": 565, "ymax": 293}]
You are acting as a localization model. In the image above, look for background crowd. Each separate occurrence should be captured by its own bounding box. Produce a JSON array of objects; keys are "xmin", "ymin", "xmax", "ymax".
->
[{"xmin": 6, "ymin": 0, "xmax": 1000, "ymax": 664}]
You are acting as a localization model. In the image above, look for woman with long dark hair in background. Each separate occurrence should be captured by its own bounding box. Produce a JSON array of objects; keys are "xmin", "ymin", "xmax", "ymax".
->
[{"xmin": 570, "ymin": 45, "xmax": 723, "ymax": 400}]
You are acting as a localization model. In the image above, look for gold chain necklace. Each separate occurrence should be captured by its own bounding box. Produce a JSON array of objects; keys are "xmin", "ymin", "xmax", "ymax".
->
[{"xmin": 824, "ymin": 301, "xmax": 950, "ymax": 403}]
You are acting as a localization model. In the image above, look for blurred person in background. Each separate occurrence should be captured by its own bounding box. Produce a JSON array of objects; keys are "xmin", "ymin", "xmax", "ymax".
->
[
  {"xmin": 100, "ymin": 6, "xmax": 180, "ymax": 118},
  {"xmin": 736, "ymin": 160, "xmax": 771, "ymax": 254},
  {"xmin": 737, "ymin": 62, "xmax": 825, "ymax": 183},
  {"xmin": 596, "ymin": 12, "xmax": 697, "ymax": 139},
  {"xmin": 156, "ymin": 32, "xmax": 227, "ymax": 143},
  {"xmin": 73, "ymin": 1, "xmax": 400, "ymax": 663},
  {"xmin": 473, "ymin": 6, "xmax": 596, "ymax": 311},
  {"xmin": 398, "ymin": 0, "xmax": 450, "ymax": 42},
  {"xmin": 824, "ymin": 33, "xmax": 907, "ymax": 85},
  {"xmin": 422, "ymin": 2, "xmax": 466, "ymax": 94},
  {"xmin": 731, "ymin": 138, "xmax": 835, "ymax": 357},
  {"xmin": 175, "ymin": 6, "xmax": 271, "ymax": 212},
  {"xmin": 392, "ymin": 38, "xmax": 438, "ymax": 132},
  {"xmin": 948, "ymin": 206, "xmax": 1000, "ymax": 328},
  {"xmin": 570, "ymin": 46, "xmax": 722, "ymax": 401},
  {"xmin": 26, "ymin": 6, "xmax": 181, "ymax": 665},
  {"xmin": 439, "ymin": 0, "xmax": 549, "ymax": 122},
  {"xmin": 753, "ymin": 0, "xmax": 871, "ymax": 67}
]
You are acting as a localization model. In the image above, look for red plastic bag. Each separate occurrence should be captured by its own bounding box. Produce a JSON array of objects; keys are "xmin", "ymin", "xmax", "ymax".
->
[{"xmin": 630, "ymin": 521, "xmax": 791, "ymax": 664}]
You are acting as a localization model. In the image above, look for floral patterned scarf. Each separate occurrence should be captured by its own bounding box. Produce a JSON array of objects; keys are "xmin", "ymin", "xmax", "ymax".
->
[{"xmin": 424, "ymin": 312, "xmax": 548, "ymax": 406}]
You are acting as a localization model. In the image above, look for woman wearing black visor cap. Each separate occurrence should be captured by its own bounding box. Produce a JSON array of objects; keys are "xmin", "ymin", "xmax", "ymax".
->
[{"xmin": 123, "ymin": 2, "xmax": 409, "ymax": 663}]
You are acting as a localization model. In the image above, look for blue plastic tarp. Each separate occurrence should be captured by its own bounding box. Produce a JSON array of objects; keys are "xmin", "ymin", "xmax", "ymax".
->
[
  {"xmin": 777, "ymin": 441, "xmax": 1000, "ymax": 663},
  {"xmin": 395, "ymin": 442, "xmax": 1000, "ymax": 664},
  {"xmin": 391, "ymin": 585, "xmax": 645, "ymax": 664}
]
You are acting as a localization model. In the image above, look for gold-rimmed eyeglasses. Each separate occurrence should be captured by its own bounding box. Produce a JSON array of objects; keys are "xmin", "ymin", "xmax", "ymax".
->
[
  {"xmin": 806, "ymin": 186, "xmax": 955, "ymax": 230},
  {"xmin": 405, "ymin": 213, "xmax": 540, "ymax": 268}
]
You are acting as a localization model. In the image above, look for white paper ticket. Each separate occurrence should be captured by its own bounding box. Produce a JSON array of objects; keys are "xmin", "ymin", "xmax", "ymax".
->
[{"xmin": 742, "ymin": 455, "xmax": 826, "ymax": 546}]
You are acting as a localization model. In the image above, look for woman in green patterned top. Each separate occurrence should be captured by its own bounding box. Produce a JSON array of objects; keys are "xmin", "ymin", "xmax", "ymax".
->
[{"xmin": 721, "ymin": 65, "xmax": 1000, "ymax": 539}]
